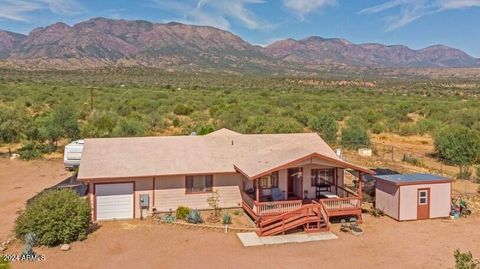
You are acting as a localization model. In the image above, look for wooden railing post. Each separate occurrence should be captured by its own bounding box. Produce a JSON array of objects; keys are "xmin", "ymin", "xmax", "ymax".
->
[{"xmin": 358, "ymin": 171, "xmax": 363, "ymax": 203}]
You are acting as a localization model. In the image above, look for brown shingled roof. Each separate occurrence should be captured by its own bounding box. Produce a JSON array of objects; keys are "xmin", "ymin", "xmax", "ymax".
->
[{"xmin": 77, "ymin": 129, "xmax": 373, "ymax": 181}]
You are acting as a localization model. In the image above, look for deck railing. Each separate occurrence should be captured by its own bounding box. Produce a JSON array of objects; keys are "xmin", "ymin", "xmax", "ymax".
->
[
  {"xmin": 333, "ymin": 185, "xmax": 358, "ymax": 198},
  {"xmin": 320, "ymin": 197, "xmax": 360, "ymax": 211},
  {"xmin": 241, "ymin": 191, "xmax": 255, "ymax": 209},
  {"xmin": 255, "ymin": 200, "xmax": 303, "ymax": 216}
]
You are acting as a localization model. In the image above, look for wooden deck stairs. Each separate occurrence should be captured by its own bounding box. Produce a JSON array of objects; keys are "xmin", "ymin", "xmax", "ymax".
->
[{"xmin": 257, "ymin": 201, "xmax": 331, "ymax": 236}]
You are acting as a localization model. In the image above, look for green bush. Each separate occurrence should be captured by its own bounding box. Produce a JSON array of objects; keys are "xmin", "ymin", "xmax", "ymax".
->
[
  {"xmin": 112, "ymin": 118, "xmax": 147, "ymax": 137},
  {"xmin": 175, "ymin": 206, "xmax": 191, "ymax": 220},
  {"xmin": 454, "ymin": 249, "xmax": 479, "ymax": 269},
  {"xmin": 341, "ymin": 125, "xmax": 370, "ymax": 149},
  {"xmin": 308, "ymin": 113, "xmax": 338, "ymax": 144},
  {"xmin": 402, "ymin": 154, "xmax": 422, "ymax": 167},
  {"xmin": 15, "ymin": 189, "xmax": 91, "ymax": 246},
  {"xmin": 371, "ymin": 123, "xmax": 384, "ymax": 134},
  {"xmin": 18, "ymin": 142, "xmax": 56, "ymax": 160},
  {"xmin": 476, "ymin": 166, "xmax": 480, "ymax": 184},
  {"xmin": 0, "ymin": 258, "xmax": 10, "ymax": 269},
  {"xmin": 173, "ymin": 104, "xmax": 193, "ymax": 115},
  {"xmin": 434, "ymin": 126, "xmax": 480, "ymax": 166},
  {"xmin": 457, "ymin": 167, "xmax": 472, "ymax": 180}
]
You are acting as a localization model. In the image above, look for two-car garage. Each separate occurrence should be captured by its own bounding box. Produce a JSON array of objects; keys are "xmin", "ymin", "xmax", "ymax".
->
[{"xmin": 95, "ymin": 183, "xmax": 134, "ymax": 221}]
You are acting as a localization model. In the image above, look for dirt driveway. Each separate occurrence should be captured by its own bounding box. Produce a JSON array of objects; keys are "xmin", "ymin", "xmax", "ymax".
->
[
  {"xmin": 6, "ymin": 214, "xmax": 480, "ymax": 269},
  {"xmin": 0, "ymin": 159, "xmax": 69, "ymax": 243}
]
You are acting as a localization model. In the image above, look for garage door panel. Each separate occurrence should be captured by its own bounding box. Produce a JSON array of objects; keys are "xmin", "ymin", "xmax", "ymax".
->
[{"xmin": 96, "ymin": 183, "xmax": 134, "ymax": 221}]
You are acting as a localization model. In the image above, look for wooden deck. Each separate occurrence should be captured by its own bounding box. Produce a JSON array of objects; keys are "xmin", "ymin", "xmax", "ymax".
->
[{"xmin": 241, "ymin": 191, "xmax": 362, "ymax": 235}]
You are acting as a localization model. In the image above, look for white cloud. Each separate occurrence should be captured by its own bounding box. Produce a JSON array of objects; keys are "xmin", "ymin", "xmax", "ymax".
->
[
  {"xmin": 282, "ymin": 0, "xmax": 336, "ymax": 19},
  {"xmin": 360, "ymin": 0, "xmax": 480, "ymax": 31},
  {"xmin": 150, "ymin": 0, "xmax": 269, "ymax": 30},
  {"xmin": 0, "ymin": 0, "xmax": 82, "ymax": 22}
]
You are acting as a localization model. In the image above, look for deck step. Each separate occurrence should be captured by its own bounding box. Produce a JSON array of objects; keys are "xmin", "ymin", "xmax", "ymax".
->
[{"xmin": 261, "ymin": 216, "xmax": 326, "ymax": 236}]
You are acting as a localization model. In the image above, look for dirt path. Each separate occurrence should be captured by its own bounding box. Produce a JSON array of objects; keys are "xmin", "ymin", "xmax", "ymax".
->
[
  {"xmin": 0, "ymin": 159, "xmax": 69, "ymax": 243},
  {"xmin": 6, "ymin": 214, "xmax": 480, "ymax": 269}
]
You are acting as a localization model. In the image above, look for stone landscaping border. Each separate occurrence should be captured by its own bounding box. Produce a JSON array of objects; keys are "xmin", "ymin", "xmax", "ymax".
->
[{"xmin": 152, "ymin": 218, "xmax": 257, "ymax": 233}]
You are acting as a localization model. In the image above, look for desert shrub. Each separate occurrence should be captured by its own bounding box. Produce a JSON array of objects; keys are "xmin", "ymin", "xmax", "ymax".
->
[
  {"xmin": 175, "ymin": 206, "xmax": 191, "ymax": 220},
  {"xmin": 40, "ymin": 104, "xmax": 80, "ymax": 145},
  {"xmin": 308, "ymin": 113, "xmax": 338, "ymax": 144},
  {"xmin": 434, "ymin": 126, "xmax": 480, "ymax": 166},
  {"xmin": 244, "ymin": 116, "xmax": 303, "ymax": 134},
  {"xmin": 476, "ymin": 166, "xmax": 480, "ymax": 184},
  {"xmin": 112, "ymin": 118, "xmax": 147, "ymax": 137},
  {"xmin": 18, "ymin": 142, "xmax": 55, "ymax": 160},
  {"xmin": 0, "ymin": 258, "xmax": 10, "ymax": 269},
  {"xmin": 173, "ymin": 104, "xmax": 193, "ymax": 115},
  {"xmin": 233, "ymin": 210, "xmax": 242, "ymax": 216},
  {"xmin": 402, "ymin": 154, "xmax": 422, "ymax": 167},
  {"xmin": 371, "ymin": 123, "xmax": 384, "ymax": 134},
  {"xmin": 0, "ymin": 105, "xmax": 29, "ymax": 143},
  {"xmin": 341, "ymin": 125, "xmax": 370, "ymax": 149},
  {"xmin": 186, "ymin": 209, "xmax": 203, "ymax": 224},
  {"xmin": 15, "ymin": 189, "xmax": 91, "ymax": 246},
  {"xmin": 457, "ymin": 167, "xmax": 472, "ymax": 180},
  {"xmin": 454, "ymin": 249, "xmax": 479, "ymax": 269}
]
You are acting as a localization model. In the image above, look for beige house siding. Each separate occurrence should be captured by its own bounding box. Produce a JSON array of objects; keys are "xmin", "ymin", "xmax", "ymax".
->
[
  {"xmin": 154, "ymin": 173, "xmax": 243, "ymax": 212},
  {"xmin": 375, "ymin": 180, "xmax": 399, "ymax": 220},
  {"xmin": 399, "ymin": 183, "xmax": 451, "ymax": 220}
]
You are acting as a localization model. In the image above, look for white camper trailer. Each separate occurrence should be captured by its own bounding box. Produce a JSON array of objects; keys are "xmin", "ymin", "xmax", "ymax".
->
[{"xmin": 64, "ymin": 140, "xmax": 84, "ymax": 170}]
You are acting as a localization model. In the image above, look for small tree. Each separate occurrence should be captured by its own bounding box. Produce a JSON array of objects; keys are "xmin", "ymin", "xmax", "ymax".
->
[
  {"xmin": 40, "ymin": 104, "xmax": 80, "ymax": 146},
  {"xmin": 341, "ymin": 125, "xmax": 370, "ymax": 149},
  {"xmin": 15, "ymin": 189, "xmax": 91, "ymax": 246},
  {"xmin": 308, "ymin": 113, "xmax": 338, "ymax": 144},
  {"xmin": 206, "ymin": 190, "xmax": 221, "ymax": 221},
  {"xmin": 435, "ymin": 127, "xmax": 480, "ymax": 178}
]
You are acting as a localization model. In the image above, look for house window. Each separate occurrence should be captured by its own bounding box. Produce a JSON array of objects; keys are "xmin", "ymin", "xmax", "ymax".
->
[
  {"xmin": 259, "ymin": 171, "xmax": 279, "ymax": 188},
  {"xmin": 311, "ymin": 169, "xmax": 334, "ymax": 186},
  {"xmin": 186, "ymin": 175, "xmax": 213, "ymax": 193},
  {"xmin": 418, "ymin": 190, "xmax": 428, "ymax": 205}
]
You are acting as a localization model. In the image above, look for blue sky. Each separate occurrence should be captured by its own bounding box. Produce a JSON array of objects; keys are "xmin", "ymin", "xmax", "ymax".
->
[{"xmin": 0, "ymin": 0, "xmax": 479, "ymax": 57}]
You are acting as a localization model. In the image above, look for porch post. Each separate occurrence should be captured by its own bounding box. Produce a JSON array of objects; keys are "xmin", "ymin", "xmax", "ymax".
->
[
  {"xmin": 255, "ymin": 178, "xmax": 260, "ymax": 203},
  {"xmin": 357, "ymin": 171, "xmax": 363, "ymax": 223},
  {"xmin": 358, "ymin": 172, "xmax": 363, "ymax": 200}
]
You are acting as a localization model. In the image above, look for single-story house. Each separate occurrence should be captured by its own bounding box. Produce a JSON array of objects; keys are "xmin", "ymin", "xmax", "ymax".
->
[
  {"xmin": 78, "ymin": 128, "xmax": 374, "ymax": 235},
  {"xmin": 375, "ymin": 173, "xmax": 453, "ymax": 221}
]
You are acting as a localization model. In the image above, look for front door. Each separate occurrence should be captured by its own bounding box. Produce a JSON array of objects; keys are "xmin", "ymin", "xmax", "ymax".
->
[
  {"xmin": 287, "ymin": 168, "xmax": 300, "ymax": 198},
  {"xmin": 417, "ymin": 188, "xmax": 430, "ymax": 220}
]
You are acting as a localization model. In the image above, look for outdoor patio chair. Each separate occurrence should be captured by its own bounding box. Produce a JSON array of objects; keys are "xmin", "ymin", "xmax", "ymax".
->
[{"xmin": 271, "ymin": 187, "xmax": 283, "ymax": 201}]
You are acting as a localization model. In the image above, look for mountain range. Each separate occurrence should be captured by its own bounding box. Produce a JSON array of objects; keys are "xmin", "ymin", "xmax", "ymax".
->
[{"xmin": 1, "ymin": 17, "xmax": 479, "ymax": 72}]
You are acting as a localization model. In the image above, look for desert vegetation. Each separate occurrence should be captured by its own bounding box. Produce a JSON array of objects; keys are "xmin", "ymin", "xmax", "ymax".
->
[{"xmin": 0, "ymin": 68, "xmax": 479, "ymax": 170}]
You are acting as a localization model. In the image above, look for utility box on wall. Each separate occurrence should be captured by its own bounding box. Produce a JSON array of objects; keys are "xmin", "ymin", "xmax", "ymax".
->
[{"xmin": 140, "ymin": 194, "xmax": 149, "ymax": 209}]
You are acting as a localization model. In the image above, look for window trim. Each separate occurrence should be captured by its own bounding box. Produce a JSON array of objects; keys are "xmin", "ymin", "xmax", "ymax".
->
[
  {"xmin": 185, "ymin": 174, "xmax": 214, "ymax": 194},
  {"xmin": 311, "ymin": 168, "xmax": 335, "ymax": 186},
  {"xmin": 418, "ymin": 189, "xmax": 428, "ymax": 205},
  {"xmin": 258, "ymin": 171, "xmax": 279, "ymax": 189}
]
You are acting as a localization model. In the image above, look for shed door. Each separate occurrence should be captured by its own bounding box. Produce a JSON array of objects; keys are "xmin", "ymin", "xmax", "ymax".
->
[
  {"xmin": 96, "ymin": 183, "xmax": 134, "ymax": 221},
  {"xmin": 417, "ymin": 188, "xmax": 430, "ymax": 220}
]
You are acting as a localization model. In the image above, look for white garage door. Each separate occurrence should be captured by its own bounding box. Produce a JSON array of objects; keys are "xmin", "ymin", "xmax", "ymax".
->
[{"xmin": 96, "ymin": 183, "xmax": 134, "ymax": 221}]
